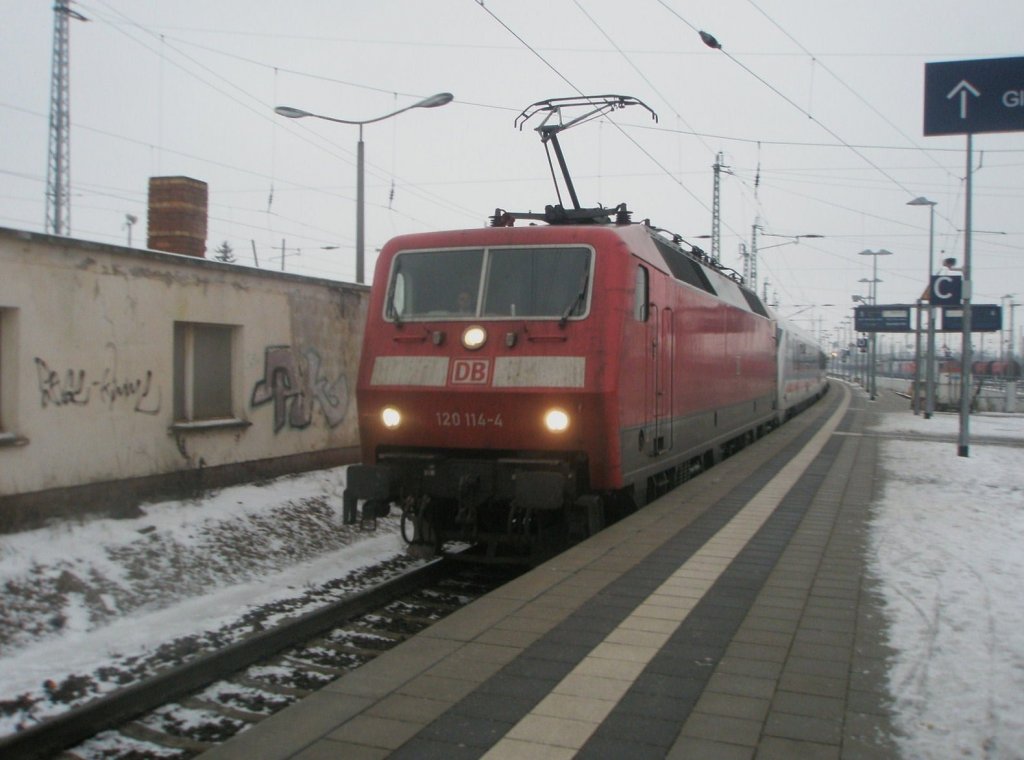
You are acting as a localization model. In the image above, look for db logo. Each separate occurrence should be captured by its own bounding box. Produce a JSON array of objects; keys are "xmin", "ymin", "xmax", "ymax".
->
[{"xmin": 451, "ymin": 359, "xmax": 491, "ymax": 385}]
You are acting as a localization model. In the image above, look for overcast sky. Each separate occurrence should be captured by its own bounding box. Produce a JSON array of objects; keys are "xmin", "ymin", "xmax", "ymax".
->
[{"xmin": 2, "ymin": 0, "xmax": 1022, "ymax": 348}]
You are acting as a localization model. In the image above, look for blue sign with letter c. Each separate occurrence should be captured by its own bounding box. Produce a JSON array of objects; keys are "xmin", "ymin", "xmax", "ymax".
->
[{"xmin": 930, "ymin": 275, "xmax": 962, "ymax": 305}]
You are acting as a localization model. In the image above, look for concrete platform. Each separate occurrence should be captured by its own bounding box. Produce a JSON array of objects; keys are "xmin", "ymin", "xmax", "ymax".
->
[{"xmin": 200, "ymin": 381, "xmax": 900, "ymax": 759}]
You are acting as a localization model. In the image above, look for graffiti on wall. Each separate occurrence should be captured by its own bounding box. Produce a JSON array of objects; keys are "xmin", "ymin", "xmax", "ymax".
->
[
  {"xmin": 34, "ymin": 344, "xmax": 162, "ymax": 414},
  {"xmin": 250, "ymin": 346, "xmax": 349, "ymax": 432}
]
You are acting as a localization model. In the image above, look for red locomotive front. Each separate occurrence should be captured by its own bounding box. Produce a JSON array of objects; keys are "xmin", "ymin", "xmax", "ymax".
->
[{"xmin": 345, "ymin": 223, "xmax": 630, "ymax": 555}]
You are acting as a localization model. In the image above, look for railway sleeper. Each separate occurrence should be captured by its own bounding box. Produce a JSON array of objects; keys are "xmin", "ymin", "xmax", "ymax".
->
[
  {"xmin": 181, "ymin": 695, "xmax": 268, "ymax": 724},
  {"xmin": 396, "ymin": 600, "xmax": 464, "ymax": 619},
  {"xmin": 119, "ymin": 721, "xmax": 214, "ymax": 753},
  {"xmin": 279, "ymin": 654, "xmax": 348, "ymax": 677},
  {"xmin": 233, "ymin": 674, "xmax": 311, "ymax": 699},
  {"xmin": 326, "ymin": 642, "xmax": 399, "ymax": 660},
  {"xmin": 330, "ymin": 625, "xmax": 407, "ymax": 645},
  {"xmin": 199, "ymin": 681, "xmax": 293, "ymax": 716},
  {"xmin": 314, "ymin": 635, "xmax": 395, "ymax": 653}
]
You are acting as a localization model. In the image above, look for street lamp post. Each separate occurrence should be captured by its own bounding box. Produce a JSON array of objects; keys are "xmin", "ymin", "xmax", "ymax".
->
[
  {"xmin": 853, "ymin": 293, "xmax": 871, "ymax": 388},
  {"xmin": 858, "ymin": 248, "xmax": 893, "ymax": 401},
  {"xmin": 908, "ymin": 197, "xmax": 938, "ymax": 418},
  {"xmin": 275, "ymin": 92, "xmax": 454, "ymax": 284},
  {"xmin": 1000, "ymin": 294, "xmax": 1015, "ymax": 362},
  {"xmin": 846, "ymin": 318, "xmax": 856, "ymax": 382},
  {"xmin": 840, "ymin": 316, "xmax": 852, "ymax": 381},
  {"xmin": 1000, "ymin": 294, "xmax": 1019, "ymax": 413},
  {"xmin": 124, "ymin": 213, "xmax": 137, "ymax": 247},
  {"xmin": 1010, "ymin": 300, "xmax": 1019, "ymax": 365}
]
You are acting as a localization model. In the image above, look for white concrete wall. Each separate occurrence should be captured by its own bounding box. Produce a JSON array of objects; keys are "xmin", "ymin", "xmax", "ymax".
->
[{"xmin": 0, "ymin": 228, "xmax": 367, "ymax": 516}]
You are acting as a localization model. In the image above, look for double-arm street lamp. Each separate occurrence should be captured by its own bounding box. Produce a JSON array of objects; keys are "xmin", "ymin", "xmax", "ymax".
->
[
  {"xmin": 748, "ymin": 229, "xmax": 823, "ymax": 291},
  {"xmin": 275, "ymin": 92, "xmax": 454, "ymax": 284},
  {"xmin": 703, "ymin": 230, "xmax": 823, "ymax": 292},
  {"xmin": 758, "ymin": 232, "xmax": 824, "ymax": 250}
]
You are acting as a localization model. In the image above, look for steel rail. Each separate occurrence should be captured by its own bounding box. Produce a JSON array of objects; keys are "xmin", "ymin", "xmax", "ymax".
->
[{"xmin": 0, "ymin": 556, "xmax": 453, "ymax": 760}]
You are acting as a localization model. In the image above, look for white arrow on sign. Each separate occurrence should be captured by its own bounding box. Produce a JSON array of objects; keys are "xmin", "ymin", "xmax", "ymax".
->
[{"xmin": 947, "ymin": 79, "xmax": 981, "ymax": 119}]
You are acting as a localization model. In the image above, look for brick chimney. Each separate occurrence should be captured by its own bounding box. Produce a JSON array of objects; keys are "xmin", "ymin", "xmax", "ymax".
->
[{"xmin": 147, "ymin": 176, "xmax": 208, "ymax": 257}]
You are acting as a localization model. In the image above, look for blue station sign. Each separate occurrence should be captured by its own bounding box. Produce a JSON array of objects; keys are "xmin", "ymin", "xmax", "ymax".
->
[
  {"xmin": 924, "ymin": 56, "xmax": 1024, "ymax": 136},
  {"xmin": 854, "ymin": 305, "xmax": 912, "ymax": 333},
  {"xmin": 942, "ymin": 305, "xmax": 1002, "ymax": 332},
  {"xmin": 929, "ymin": 274, "xmax": 962, "ymax": 305}
]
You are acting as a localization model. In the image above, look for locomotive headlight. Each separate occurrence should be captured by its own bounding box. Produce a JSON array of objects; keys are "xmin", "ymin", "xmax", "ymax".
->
[
  {"xmin": 461, "ymin": 325, "xmax": 487, "ymax": 350},
  {"xmin": 543, "ymin": 408, "xmax": 570, "ymax": 433},
  {"xmin": 381, "ymin": 406, "xmax": 402, "ymax": 429}
]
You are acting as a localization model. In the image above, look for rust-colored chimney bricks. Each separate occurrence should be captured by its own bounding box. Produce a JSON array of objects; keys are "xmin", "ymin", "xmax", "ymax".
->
[{"xmin": 147, "ymin": 176, "xmax": 208, "ymax": 257}]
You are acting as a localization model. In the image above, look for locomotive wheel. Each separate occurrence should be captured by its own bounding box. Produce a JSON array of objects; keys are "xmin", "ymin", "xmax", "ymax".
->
[
  {"xmin": 401, "ymin": 499, "xmax": 441, "ymax": 550},
  {"xmin": 400, "ymin": 505, "xmax": 417, "ymax": 543}
]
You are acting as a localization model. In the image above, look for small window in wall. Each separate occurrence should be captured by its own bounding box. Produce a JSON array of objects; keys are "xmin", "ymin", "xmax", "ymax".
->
[
  {"xmin": 0, "ymin": 309, "xmax": 8, "ymax": 438},
  {"xmin": 0, "ymin": 307, "xmax": 24, "ymax": 446},
  {"xmin": 0, "ymin": 310, "xmax": 5, "ymax": 434},
  {"xmin": 635, "ymin": 265, "xmax": 649, "ymax": 321},
  {"xmin": 173, "ymin": 322, "xmax": 236, "ymax": 422}
]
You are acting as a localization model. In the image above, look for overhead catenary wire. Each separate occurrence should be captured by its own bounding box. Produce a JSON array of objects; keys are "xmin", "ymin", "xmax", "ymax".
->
[
  {"xmin": 569, "ymin": 0, "xmax": 756, "ymax": 242},
  {"xmin": 78, "ymin": 1, "xmax": 484, "ymax": 227},
  {"xmin": 5, "ymin": 0, "xmax": 1020, "ymax": 307},
  {"xmin": 655, "ymin": 2, "xmax": 920, "ymax": 200},
  {"xmin": 742, "ymin": 0, "xmax": 956, "ymax": 183},
  {"xmin": 473, "ymin": 0, "xmax": 714, "ymax": 217}
]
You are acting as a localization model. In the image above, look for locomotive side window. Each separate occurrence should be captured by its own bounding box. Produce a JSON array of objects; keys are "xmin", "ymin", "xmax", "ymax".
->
[
  {"xmin": 635, "ymin": 265, "xmax": 649, "ymax": 321},
  {"xmin": 740, "ymin": 289, "xmax": 769, "ymax": 317},
  {"xmin": 482, "ymin": 247, "xmax": 591, "ymax": 318},
  {"xmin": 652, "ymin": 238, "xmax": 717, "ymax": 295}
]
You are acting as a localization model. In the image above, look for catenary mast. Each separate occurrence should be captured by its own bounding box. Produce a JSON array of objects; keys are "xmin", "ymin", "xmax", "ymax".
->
[
  {"xmin": 710, "ymin": 152, "xmax": 727, "ymax": 263},
  {"xmin": 45, "ymin": 0, "xmax": 87, "ymax": 236}
]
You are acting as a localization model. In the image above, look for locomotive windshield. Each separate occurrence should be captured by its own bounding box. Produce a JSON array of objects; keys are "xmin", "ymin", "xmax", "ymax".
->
[{"xmin": 386, "ymin": 246, "xmax": 592, "ymax": 321}]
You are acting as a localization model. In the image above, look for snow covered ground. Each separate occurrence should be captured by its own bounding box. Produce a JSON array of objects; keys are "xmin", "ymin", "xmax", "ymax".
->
[
  {"xmin": 1, "ymin": 406, "xmax": 1022, "ymax": 757},
  {"xmin": 0, "ymin": 466, "xmax": 414, "ymax": 733},
  {"xmin": 868, "ymin": 410, "xmax": 1024, "ymax": 759}
]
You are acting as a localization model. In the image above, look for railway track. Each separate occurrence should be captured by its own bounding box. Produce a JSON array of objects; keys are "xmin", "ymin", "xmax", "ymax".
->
[{"xmin": 0, "ymin": 553, "xmax": 520, "ymax": 760}]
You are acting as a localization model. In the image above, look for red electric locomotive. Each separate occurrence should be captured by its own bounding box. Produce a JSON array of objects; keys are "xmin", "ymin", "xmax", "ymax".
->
[{"xmin": 343, "ymin": 96, "xmax": 827, "ymax": 557}]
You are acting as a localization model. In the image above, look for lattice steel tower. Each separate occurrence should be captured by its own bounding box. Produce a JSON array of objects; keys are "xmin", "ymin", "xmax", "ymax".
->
[
  {"xmin": 45, "ymin": 0, "xmax": 86, "ymax": 236},
  {"xmin": 748, "ymin": 218, "xmax": 761, "ymax": 292},
  {"xmin": 710, "ymin": 152, "xmax": 726, "ymax": 263}
]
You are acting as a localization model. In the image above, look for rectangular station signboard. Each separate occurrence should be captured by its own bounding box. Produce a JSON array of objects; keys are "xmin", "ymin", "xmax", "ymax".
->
[
  {"xmin": 854, "ymin": 305, "xmax": 912, "ymax": 333},
  {"xmin": 941, "ymin": 305, "xmax": 1002, "ymax": 332},
  {"xmin": 924, "ymin": 56, "xmax": 1024, "ymax": 136}
]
